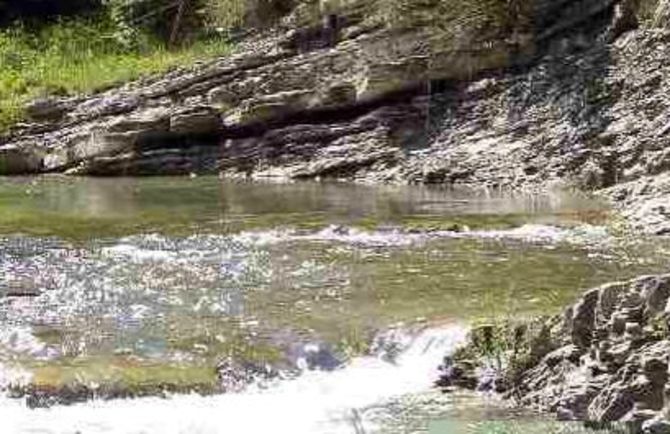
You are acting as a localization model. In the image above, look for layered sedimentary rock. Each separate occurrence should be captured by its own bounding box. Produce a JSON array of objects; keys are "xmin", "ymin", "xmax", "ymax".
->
[
  {"xmin": 0, "ymin": 0, "xmax": 668, "ymax": 232},
  {"xmin": 442, "ymin": 274, "xmax": 670, "ymax": 432}
]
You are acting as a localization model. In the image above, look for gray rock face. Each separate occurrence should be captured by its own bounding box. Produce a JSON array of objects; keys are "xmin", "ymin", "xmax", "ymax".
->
[
  {"xmin": 451, "ymin": 275, "xmax": 670, "ymax": 430},
  {"xmin": 1, "ymin": 0, "xmax": 670, "ymax": 232}
]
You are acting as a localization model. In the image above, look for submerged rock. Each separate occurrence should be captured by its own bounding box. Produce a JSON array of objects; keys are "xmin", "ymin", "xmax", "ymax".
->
[{"xmin": 216, "ymin": 357, "xmax": 280, "ymax": 393}]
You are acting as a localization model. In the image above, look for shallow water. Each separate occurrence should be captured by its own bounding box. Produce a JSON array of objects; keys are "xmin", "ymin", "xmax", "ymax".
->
[{"xmin": 0, "ymin": 177, "xmax": 667, "ymax": 433}]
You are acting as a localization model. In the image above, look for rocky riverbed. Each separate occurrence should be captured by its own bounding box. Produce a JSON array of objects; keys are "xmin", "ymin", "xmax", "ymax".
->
[{"xmin": 1, "ymin": 178, "xmax": 668, "ymax": 433}]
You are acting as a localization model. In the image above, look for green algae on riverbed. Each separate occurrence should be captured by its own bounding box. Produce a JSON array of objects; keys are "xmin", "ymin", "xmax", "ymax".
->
[{"xmin": 3, "ymin": 232, "xmax": 667, "ymax": 398}]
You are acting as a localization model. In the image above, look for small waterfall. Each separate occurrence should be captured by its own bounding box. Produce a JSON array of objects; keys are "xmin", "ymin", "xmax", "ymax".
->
[{"xmin": 0, "ymin": 325, "xmax": 466, "ymax": 434}]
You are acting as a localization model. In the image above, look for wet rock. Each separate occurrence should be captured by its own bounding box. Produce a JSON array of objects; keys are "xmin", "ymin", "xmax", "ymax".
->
[
  {"xmin": 216, "ymin": 357, "xmax": 279, "ymax": 393},
  {"xmin": 613, "ymin": 313, "xmax": 628, "ymax": 335},
  {"xmin": 642, "ymin": 277, "xmax": 670, "ymax": 317},
  {"xmin": 436, "ymin": 356, "xmax": 479, "ymax": 390},
  {"xmin": 279, "ymin": 13, "xmax": 343, "ymax": 53},
  {"xmin": 544, "ymin": 345, "xmax": 582, "ymax": 368},
  {"xmin": 643, "ymin": 357, "xmax": 668, "ymax": 386},
  {"xmin": 626, "ymin": 322, "xmax": 643, "ymax": 338},
  {"xmin": 16, "ymin": 379, "xmax": 219, "ymax": 408},
  {"xmin": 571, "ymin": 288, "xmax": 600, "ymax": 349},
  {"xmin": 449, "ymin": 274, "xmax": 670, "ymax": 428},
  {"xmin": 289, "ymin": 341, "xmax": 342, "ymax": 371},
  {"xmin": 370, "ymin": 327, "xmax": 412, "ymax": 364},
  {"xmin": 318, "ymin": 81, "xmax": 357, "ymax": 107},
  {"xmin": 557, "ymin": 406, "xmax": 577, "ymax": 421},
  {"xmin": 0, "ymin": 145, "xmax": 42, "ymax": 175}
]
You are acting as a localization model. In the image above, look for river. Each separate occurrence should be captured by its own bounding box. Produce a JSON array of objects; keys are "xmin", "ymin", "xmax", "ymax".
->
[{"xmin": 0, "ymin": 177, "xmax": 667, "ymax": 433}]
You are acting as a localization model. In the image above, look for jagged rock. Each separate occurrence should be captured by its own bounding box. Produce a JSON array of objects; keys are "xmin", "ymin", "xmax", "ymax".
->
[
  {"xmin": 216, "ymin": 357, "xmax": 279, "ymax": 393},
  {"xmin": 450, "ymin": 275, "xmax": 670, "ymax": 429},
  {"xmin": 235, "ymin": 89, "xmax": 315, "ymax": 123},
  {"xmin": 106, "ymin": 107, "xmax": 171, "ymax": 133},
  {"xmin": 571, "ymin": 288, "xmax": 601, "ymax": 349},
  {"xmin": 544, "ymin": 345, "xmax": 582, "ymax": 368},
  {"xmin": 644, "ymin": 417, "xmax": 670, "ymax": 434},
  {"xmin": 644, "ymin": 277, "xmax": 670, "ymax": 317},
  {"xmin": 318, "ymin": 81, "xmax": 357, "ymax": 106},
  {"xmin": 436, "ymin": 356, "xmax": 479, "ymax": 390},
  {"xmin": 208, "ymin": 86, "xmax": 240, "ymax": 107}
]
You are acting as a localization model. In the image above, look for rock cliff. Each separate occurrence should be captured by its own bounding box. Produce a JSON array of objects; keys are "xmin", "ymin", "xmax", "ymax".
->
[{"xmin": 0, "ymin": 0, "xmax": 668, "ymax": 233}]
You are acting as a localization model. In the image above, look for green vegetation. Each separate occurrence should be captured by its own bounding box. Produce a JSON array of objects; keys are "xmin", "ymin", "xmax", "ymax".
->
[
  {"xmin": 455, "ymin": 319, "xmax": 556, "ymax": 385},
  {"xmin": 0, "ymin": 0, "xmax": 536, "ymax": 133},
  {"xmin": 0, "ymin": 19, "xmax": 232, "ymax": 133},
  {"xmin": 0, "ymin": 0, "xmax": 538, "ymax": 133},
  {"xmin": 0, "ymin": 0, "xmax": 296, "ymax": 133},
  {"xmin": 0, "ymin": 0, "xmax": 664, "ymax": 134}
]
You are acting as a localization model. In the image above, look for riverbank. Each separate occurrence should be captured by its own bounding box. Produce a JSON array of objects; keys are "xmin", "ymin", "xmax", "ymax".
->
[
  {"xmin": 442, "ymin": 274, "xmax": 670, "ymax": 433},
  {"xmin": 1, "ymin": 0, "xmax": 669, "ymax": 236}
]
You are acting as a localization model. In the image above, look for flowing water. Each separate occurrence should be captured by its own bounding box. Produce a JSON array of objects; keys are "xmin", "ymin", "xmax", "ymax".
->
[{"xmin": 0, "ymin": 177, "xmax": 668, "ymax": 433}]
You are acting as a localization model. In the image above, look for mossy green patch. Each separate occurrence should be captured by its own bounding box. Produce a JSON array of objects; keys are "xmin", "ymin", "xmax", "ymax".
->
[{"xmin": 26, "ymin": 357, "xmax": 218, "ymax": 396}]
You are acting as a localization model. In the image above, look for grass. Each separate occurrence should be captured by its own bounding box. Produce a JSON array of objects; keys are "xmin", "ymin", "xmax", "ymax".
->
[{"xmin": 0, "ymin": 19, "xmax": 233, "ymax": 133}]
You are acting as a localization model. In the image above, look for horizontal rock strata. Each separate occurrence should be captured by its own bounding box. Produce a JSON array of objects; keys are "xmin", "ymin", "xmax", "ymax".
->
[{"xmin": 0, "ymin": 0, "xmax": 668, "ymax": 232}]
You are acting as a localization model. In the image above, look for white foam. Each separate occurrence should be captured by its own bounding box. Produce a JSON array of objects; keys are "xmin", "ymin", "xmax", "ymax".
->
[{"xmin": 0, "ymin": 325, "xmax": 466, "ymax": 434}]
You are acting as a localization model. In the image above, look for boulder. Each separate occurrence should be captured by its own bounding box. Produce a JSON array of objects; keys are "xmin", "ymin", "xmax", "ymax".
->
[
  {"xmin": 450, "ymin": 275, "xmax": 670, "ymax": 427},
  {"xmin": 644, "ymin": 417, "xmax": 670, "ymax": 434}
]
